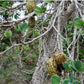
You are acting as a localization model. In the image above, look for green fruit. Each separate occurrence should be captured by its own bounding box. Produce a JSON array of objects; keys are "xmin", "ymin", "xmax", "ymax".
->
[
  {"xmin": 26, "ymin": 0, "xmax": 36, "ymax": 13},
  {"xmin": 46, "ymin": 58, "xmax": 60, "ymax": 77},
  {"xmin": 55, "ymin": 52, "xmax": 67, "ymax": 64},
  {"xmin": 26, "ymin": 0, "xmax": 36, "ymax": 28}
]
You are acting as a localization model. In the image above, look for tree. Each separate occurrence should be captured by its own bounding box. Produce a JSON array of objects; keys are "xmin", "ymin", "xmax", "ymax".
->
[{"xmin": 0, "ymin": 0, "xmax": 84, "ymax": 84}]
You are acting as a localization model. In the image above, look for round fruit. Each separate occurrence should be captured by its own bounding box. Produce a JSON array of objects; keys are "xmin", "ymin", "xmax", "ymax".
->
[
  {"xmin": 55, "ymin": 52, "xmax": 67, "ymax": 64},
  {"xmin": 26, "ymin": 0, "xmax": 36, "ymax": 13},
  {"xmin": 26, "ymin": 0, "xmax": 36, "ymax": 28},
  {"xmin": 46, "ymin": 57, "xmax": 60, "ymax": 77},
  {"xmin": 28, "ymin": 16, "xmax": 35, "ymax": 28}
]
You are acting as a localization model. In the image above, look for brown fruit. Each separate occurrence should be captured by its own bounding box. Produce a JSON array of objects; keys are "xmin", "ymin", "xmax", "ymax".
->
[
  {"xmin": 26, "ymin": 0, "xmax": 36, "ymax": 28},
  {"xmin": 55, "ymin": 52, "xmax": 67, "ymax": 65},
  {"xmin": 28, "ymin": 16, "xmax": 35, "ymax": 28},
  {"xmin": 46, "ymin": 57, "xmax": 60, "ymax": 77}
]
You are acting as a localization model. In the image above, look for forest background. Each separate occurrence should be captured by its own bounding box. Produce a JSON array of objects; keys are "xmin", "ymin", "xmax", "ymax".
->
[{"xmin": 0, "ymin": 0, "xmax": 84, "ymax": 84}]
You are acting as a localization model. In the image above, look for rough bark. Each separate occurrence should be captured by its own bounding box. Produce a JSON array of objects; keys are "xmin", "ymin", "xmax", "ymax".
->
[
  {"xmin": 31, "ymin": 2, "xmax": 75, "ymax": 84},
  {"xmin": 31, "ymin": 28, "xmax": 57, "ymax": 84}
]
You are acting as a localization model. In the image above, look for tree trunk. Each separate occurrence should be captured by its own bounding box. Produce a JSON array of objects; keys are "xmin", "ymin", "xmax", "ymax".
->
[{"xmin": 31, "ymin": 2, "xmax": 75, "ymax": 84}]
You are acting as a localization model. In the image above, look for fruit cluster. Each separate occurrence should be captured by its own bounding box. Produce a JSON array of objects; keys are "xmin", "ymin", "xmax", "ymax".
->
[
  {"xmin": 46, "ymin": 52, "xmax": 67, "ymax": 77},
  {"xmin": 26, "ymin": 0, "xmax": 36, "ymax": 13},
  {"xmin": 26, "ymin": 0, "xmax": 36, "ymax": 28}
]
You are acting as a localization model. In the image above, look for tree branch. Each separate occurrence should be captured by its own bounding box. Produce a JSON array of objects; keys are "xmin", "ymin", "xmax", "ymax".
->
[{"xmin": 0, "ymin": 2, "xmax": 26, "ymax": 14}]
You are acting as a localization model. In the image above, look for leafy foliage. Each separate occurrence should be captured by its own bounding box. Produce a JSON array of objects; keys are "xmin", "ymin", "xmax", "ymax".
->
[
  {"xmin": 69, "ymin": 64, "xmax": 78, "ymax": 72},
  {"xmin": 63, "ymin": 60, "xmax": 84, "ymax": 73},
  {"xmin": 63, "ymin": 79, "xmax": 71, "ymax": 84},
  {"xmin": 51, "ymin": 73, "xmax": 82, "ymax": 84},
  {"xmin": 73, "ymin": 60, "xmax": 82, "ymax": 70},
  {"xmin": 73, "ymin": 80, "xmax": 81, "ymax": 84},
  {"xmin": 34, "ymin": 5, "xmax": 46, "ymax": 15},
  {"xmin": 45, "ymin": 0, "xmax": 54, "ymax": 3},
  {"xmin": 73, "ymin": 18, "xmax": 84, "ymax": 29},
  {"xmin": 14, "ymin": 23, "xmax": 28, "ymax": 33},
  {"xmin": 78, "ymin": 62, "xmax": 84, "ymax": 73},
  {"xmin": 0, "ymin": 1, "xmax": 10, "ymax": 8},
  {"xmin": 51, "ymin": 75, "xmax": 61, "ymax": 84},
  {"xmin": 70, "ymin": 72, "xmax": 73, "ymax": 82},
  {"xmin": 41, "ymin": 5, "xmax": 46, "ymax": 12},
  {"xmin": 0, "ymin": 0, "xmax": 84, "ymax": 84},
  {"xmin": 63, "ymin": 62, "xmax": 71, "ymax": 71},
  {"xmin": 4, "ymin": 30, "xmax": 12, "ymax": 38}
]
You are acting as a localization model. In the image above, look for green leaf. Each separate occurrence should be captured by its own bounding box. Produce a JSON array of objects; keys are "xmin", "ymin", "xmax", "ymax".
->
[
  {"xmin": 18, "ymin": 25, "xmax": 21, "ymax": 31},
  {"xmin": 51, "ymin": 75, "xmax": 61, "ymax": 84},
  {"xmin": 23, "ymin": 45, "xmax": 29, "ymax": 50},
  {"xmin": 0, "ymin": 0, "xmax": 11, "ymax": 8},
  {"xmin": 2, "ymin": 2, "xmax": 8, "ymax": 8},
  {"xmin": 34, "ymin": 6, "xmax": 42, "ymax": 15},
  {"xmin": 78, "ymin": 62, "xmax": 84, "ymax": 73},
  {"xmin": 41, "ymin": 5, "xmax": 46, "ymax": 12},
  {"xmin": 65, "ymin": 73, "xmax": 70, "ymax": 79},
  {"xmin": 68, "ymin": 82, "xmax": 72, "ymax": 84},
  {"xmin": 14, "ymin": 27, "xmax": 19, "ymax": 32},
  {"xmin": 73, "ymin": 60, "xmax": 81, "ymax": 70},
  {"xmin": 20, "ymin": 23, "xmax": 28, "ymax": 33},
  {"xmin": 73, "ymin": 80, "xmax": 81, "ymax": 84},
  {"xmin": 70, "ymin": 72, "xmax": 73, "ymax": 83},
  {"xmin": 34, "ymin": 5, "xmax": 46, "ymax": 15},
  {"xmin": 45, "ymin": 0, "xmax": 53, "ymax": 3},
  {"xmin": 14, "ymin": 13, "xmax": 19, "ymax": 19},
  {"xmin": 15, "ymin": 25, "xmax": 21, "ymax": 32},
  {"xmin": 82, "ymin": 30, "xmax": 84, "ymax": 34},
  {"xmin": 63, "ymin": 79, "xmax": 71, "ymax": 84},
  {"xmin": 63, "ymin": 62, "xmax": 71, "ymax": 71},
  {"xmin": 73, "ymin": 18, "xmax": 84, "ymax": 29},
  {"xmin": 0, "ymin": 1, "xmax": 3, "ymax": 5},
  {"xmin": 4, "ymin": 30, "xmax": 12, "ymax": 38},
  {"xmin": 69, "ymin": 65, "xmax": 78, "ymax": 72},
  {"xmin": 14, "ymin": 23, "xmax": 28, "ymax": 33},
  {"xmin": 15, "ymin": 47, "xmax": 21, "ymax": 54}
]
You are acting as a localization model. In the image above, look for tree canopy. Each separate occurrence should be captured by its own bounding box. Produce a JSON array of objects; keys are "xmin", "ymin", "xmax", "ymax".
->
[{"xmin": 0, "ymin": 0, "xmax": 84, "ymax": 84}]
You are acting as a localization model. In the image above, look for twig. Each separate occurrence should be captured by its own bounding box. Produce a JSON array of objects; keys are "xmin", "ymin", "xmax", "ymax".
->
[
  {"xmin": 71, "ymin": 27, "xmax": 77, "ymax": 60},
  {"xmin": 67, "ymin": 29, "xmax": 82, "ymax": 58},
  {"xmin": 0, "ymin": 43, "xmax": 22, "ymax": 55},
  {"xmin": 53, "ymin": 25, "xmax": 66, "ymax": 40},
  {"xmin": 0, "ymin": 25, "xmax": 52, "ymax": 55},
  {"xmin": 22, "ymin": 26, "xmax": 52, "ymax": 44},
  {"xmin": 0, "ymin": 2, "xmax": 26, "ymax": 14},
  {"xmin": 0, "ymin": 12, "xmax": 35, "ymax": 27}
]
